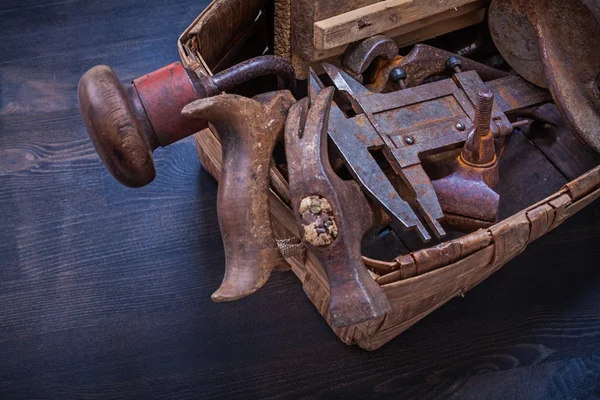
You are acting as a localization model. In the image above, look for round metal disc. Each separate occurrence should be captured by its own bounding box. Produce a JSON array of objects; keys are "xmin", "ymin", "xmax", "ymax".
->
[
  {"xmin": 488, "ymin": 0, "xmax": 548, "ymax": 88},
  {"xmin": 489, "ymin": 0, "xmax": 600, "ymax": 153}
]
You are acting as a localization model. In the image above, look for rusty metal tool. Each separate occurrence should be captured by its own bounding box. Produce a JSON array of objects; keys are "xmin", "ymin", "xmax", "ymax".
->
[
  {"xmin": 489, "ymin": 0, "xmax": 600, "ymax": 153},
  {"xmin": 366, "ymin": 44, "xmax": 510, "ymax": 93},
  {"xmin": 285, "ymin": 85, "xmax": 391, "ymax": 328},
  {"xmin": 341, "ymin": 34, "xmax": 399, "ymax": 83},
  {"xmin": 317, "ymin": 60, "xmax": 552, "ymax": 239},
  {"xmin": 78, "ymin": 56, "xmax": 296, "ymax": 302},
  {"xmin": 432, "ymin": 89, "xmax": 500, "ymax": 230},
  {"xmin": 78, "ymin": 55, "xmax": 295, "ymax": 187}
]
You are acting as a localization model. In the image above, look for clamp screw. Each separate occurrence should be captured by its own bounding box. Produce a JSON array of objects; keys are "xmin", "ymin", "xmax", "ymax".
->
[
  {"xmin": 404, "ymin": 136, "xmax": 415, "ymax": 145},
  {"xmin": 455, "ymin": 122, "xmax": 466, "ymax": 131},
  {"xmin": 474, "ymin": 90, "xmax": 494, "ymax": 138}
]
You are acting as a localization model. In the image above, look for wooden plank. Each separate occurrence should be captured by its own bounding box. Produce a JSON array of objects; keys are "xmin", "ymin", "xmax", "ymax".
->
[
  {"xmin": 313, "ymin": 0, "xmax": 479, "ymax": 50},
  {"xmin": 313, "ymin": 0, "xmax": 381, "ymax": 20},
  {"xmin": 391, "ymin": 6, "xmax": 485, "ymax": 48},
  {"xmin": 274, "ymin": 0, "xmax": 293, "ymax": 60},
  {"xmin": 290, "ymin": 0, "xmax": 319, "ymax": 61},
  {"xmin": 289, "ymin": 0, "xmax": 382, "ymax": 61},
  {"xmin": 293, "ymin": 5, "xmax": 485, "ymax": 79}
]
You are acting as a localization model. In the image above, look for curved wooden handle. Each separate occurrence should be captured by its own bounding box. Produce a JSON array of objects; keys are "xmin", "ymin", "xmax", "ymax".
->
[
  {"xmin": 182, "ymin": 91, "xmax": 296, "ymax": 301},
  {"xmin": 78, "ymin": 65, "xmax": 156, "ymax": 187}
]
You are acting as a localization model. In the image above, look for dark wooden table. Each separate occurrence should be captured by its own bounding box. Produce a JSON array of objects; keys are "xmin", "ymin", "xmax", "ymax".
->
[{"xmin": 1, "ymin": 1, "xmax": 600, "ymax": 398}]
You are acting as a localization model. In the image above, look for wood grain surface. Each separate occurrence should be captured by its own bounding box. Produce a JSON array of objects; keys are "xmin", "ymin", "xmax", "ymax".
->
[{"xmin": 1, "ymin": 1, "xmax": 600, "ymax": 399}]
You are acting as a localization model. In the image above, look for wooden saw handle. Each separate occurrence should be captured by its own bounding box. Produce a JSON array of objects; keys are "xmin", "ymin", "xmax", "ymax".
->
[{"xmin": 182, "ymin": 91, "xmax": 296, "ymax": 301}]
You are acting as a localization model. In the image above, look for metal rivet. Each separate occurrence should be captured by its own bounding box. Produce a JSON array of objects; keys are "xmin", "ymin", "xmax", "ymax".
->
[
  {"xmin": 455, "ymin": 122, "xmax": 466, "ymax": 131},
  {"xmin": 404, "ymin": 136, "xmax": 414, "ymax": 145}
]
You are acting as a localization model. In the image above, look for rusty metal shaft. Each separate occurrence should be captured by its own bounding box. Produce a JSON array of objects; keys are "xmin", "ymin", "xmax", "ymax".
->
[
  {"xmin": 462, "ymin": 89, "xmax": 496, "ymax": 166},
  {"xmin": 202, "ymin": 55, "xmax": 296, "ymax": 97},
  {"xmin": 474, "ymin": 89, "xmax": 494, "ymax": 138}
]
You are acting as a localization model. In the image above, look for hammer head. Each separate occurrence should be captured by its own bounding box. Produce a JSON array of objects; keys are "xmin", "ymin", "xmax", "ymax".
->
[{"xmin": 285, "ymin": 85, "xmax": 391, "ymax": 328}]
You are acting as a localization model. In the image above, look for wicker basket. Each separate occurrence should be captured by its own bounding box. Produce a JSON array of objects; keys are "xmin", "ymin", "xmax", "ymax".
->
[{"xmin": 179, "ymin": 0, "xmax": 600, "ymax": 350}]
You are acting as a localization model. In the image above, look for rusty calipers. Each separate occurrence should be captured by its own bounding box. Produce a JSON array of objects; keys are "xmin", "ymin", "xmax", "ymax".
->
[
  {"xmin": 312, "ymin": 57, "xmax": 550, "ymax": 239},
  {"xmin": 280, "ymin": 53, "xmax": 551, "ymax": 326}
]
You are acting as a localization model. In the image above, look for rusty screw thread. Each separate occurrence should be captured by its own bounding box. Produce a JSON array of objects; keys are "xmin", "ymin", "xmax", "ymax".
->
[
  {"xmin": 474, "ymin": 89, "xmax": 494, "ymax": 138},
  {"xmin": 461, "ymin": 89, "xmax": 495, "ymax": 165}
]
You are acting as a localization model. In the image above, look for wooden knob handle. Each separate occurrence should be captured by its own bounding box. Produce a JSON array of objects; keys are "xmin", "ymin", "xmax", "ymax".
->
[{"xmin": 78, "ymin": 65, "xmax": 156, "ymax": 187}]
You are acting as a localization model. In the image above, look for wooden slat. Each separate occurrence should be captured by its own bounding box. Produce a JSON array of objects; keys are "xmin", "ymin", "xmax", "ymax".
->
[
  {"xmin": 313, "ymin": 0, "xmax": 479, "ymax": 50},
  {"xmin": 313, "ymin": 0, "xmax": 381, "ymax": 20},
  {"xmin": 392, "ymin": 6, "xmax": 485, "ymax": 48},
  {"xmin": 383, "ymin": 1, "xmax": 483, "ymax": 43},
  {"xmin": 293, "ymin": 5, "xmax": 485, "ymax": 79},
  {"xmin": 289, "ymin": 0, "xmax": 383, "ymax": 61}
]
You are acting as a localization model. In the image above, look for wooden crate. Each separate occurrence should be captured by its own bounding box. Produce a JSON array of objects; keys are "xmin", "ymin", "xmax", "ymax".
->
[
  {"xmin": 179, "ymin": 0, "xmax": 487, "ymax": 79},
  {"xmin": 180, "ymin": 0, "xmax": 600, "ymax": 350}
]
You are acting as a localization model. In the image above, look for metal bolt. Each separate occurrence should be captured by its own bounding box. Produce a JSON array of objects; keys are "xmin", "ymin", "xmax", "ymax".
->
[
  {"xmin": 390, "ymin": 67, "xmax": 407, "ymax": 89},
  {"xmin": 511, "ymin": 120, "xmax": 531, "ymax": 129},
  {"xmin": 390, "ymin": 67, "xmax": 407, "ymax": 83},
  {"xmin": 455, "ymin": 122, "xmax": 466, "ymax": 131},
  {"xmin": 461, "ymin": 89, "xmax": 496, "ymax": 165},
  {"xmin": 474, "ymin": 89, "xmax": 494, "ymax": 138},
  {"xmin": 445, "ymin": 56, "xmax": 463, "ymax": 73},
  {"xmin": 404, "ymin": 136, "xmax": 415, "ymax": 145}
]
